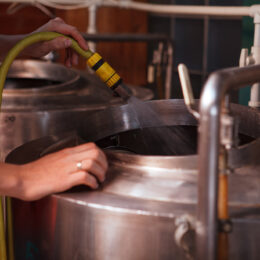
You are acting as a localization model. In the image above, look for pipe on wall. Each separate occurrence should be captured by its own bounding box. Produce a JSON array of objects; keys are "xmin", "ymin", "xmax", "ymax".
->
[{"xmin": 0, "ymin": 0, "xmax": 254, "ymax": 17}]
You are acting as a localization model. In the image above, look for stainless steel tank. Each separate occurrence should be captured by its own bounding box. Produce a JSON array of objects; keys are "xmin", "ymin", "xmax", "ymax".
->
[
  {"xmin": 6, "ymin": 99, "xmax": 260, "ymax": 260},
  {"xmin": 0, "ymin": 59, "xmax": 153, "ymax": 161}
]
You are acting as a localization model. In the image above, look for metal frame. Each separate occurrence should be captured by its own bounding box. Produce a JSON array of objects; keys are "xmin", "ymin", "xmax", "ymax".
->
[{"xmin": 197, "ymin": 64, "xmax": 260, "ymax": 260}]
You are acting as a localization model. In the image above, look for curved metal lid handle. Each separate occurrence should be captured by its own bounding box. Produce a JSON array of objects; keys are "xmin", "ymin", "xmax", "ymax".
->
[{"xmin": 178, "ymin": 64, "xmax": 200, "ymax": 119}]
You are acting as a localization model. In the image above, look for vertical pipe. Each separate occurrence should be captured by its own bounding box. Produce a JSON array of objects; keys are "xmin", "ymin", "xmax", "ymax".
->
[
  {"xmin": 196, "ymin": 64, "xmax": 260, "ymax": 260},
  {"xmin": 218, "ymin": 164, "xmax": 228, "ymax": 220},
  {"xmin": 165, "ymin": 0, "xmax": 175, "ymax": 99},
  {"xmin": 0, "ymin": 199, "xmax": 7, "ymax": 260},
  {"xmin": 202, "ymin": 0, "xmax": 209, "ymax": 83},
  {"xmin": 249, "ymin": 14, "xmax": 260, "ymax": 108},
  {"xmin": 7, "ymin": 197, "xmax": 14, "ymax": 260},
  {"xmin": 196, "ymin": 90, "xmax": 220, "ymax": 260},
  {"xmin": 249, "ymin": 84, "xmax": 260, "ymax": 107},
  {"xmin": 217, "ymin": 148, "xmax": 229, "ymax": 260},
  {"xmin": 87, "ymin": 4, "xmax": 98, "ymax": 52},
  {"xmin": 165, "ymin": 43, "xmax": 173, "ymax": 99},
  {"xmin": 202, "ymin": 16, "xmax": 209, "ymax": 82}
]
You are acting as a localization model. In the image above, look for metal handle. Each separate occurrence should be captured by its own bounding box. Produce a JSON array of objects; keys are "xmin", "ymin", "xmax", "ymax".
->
[
  {"xmin": 175, "ymin": 214, "xmax": 195, "ymax": 260},
  {"xmin": 177, "ymin": 64, "xmax": 200, "ymax": 119},
  {"xmin": 197, "ymin": 63, "xmax": 260, "ymax": 260}
]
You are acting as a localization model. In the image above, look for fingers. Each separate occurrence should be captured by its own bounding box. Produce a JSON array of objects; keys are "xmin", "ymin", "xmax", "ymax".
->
[
  {"xmin": 30, "ymin": 17, "xmax": 88, "ymax": 62},
  {"xmin": 40, "ymin": 37, "xmax": 79, "ymax": 67},
  {"xmin": 16, "ymin": 142, "xmax": 108, "ymax": 200},
  {"xmin": 53, "ymin": 17, "xmax": 65, "ymax": 23},
  {"xmin": 71, "ymin": 50, "xmax": 79, "ymax": 66},
  {"xmin": 65, "ymin": 48, "xmax": 73, "ymax": 67},
  {"xmin": 65, "ymin": 48, "xmax": 79, "ymax": 67},
  {"xmin": 41, "ymin": 37, "xmax": 71, "ymax": 54},
  {"xmin": 46, "ymin": 17, "xmax": 88, "ymax": 50},
  {"xmin": 64, "ymin": 143, "xmax": 107, "ymax": 168},
  {"xmin": 77, "ymin": 150, "xmax": 108, "ymax": 173},
  {"xmin": 75, "ymin": 159, "xmax": 106, "ymax": 183},
  {"xmin": 65, "ymin": 142, "xmax": 98, "ymax": 153},
  {"xmin": 69, "ymin": 171, "xmax": 99, "ymax": 189},
  {"xmin": 61, "ymin": 142, "xmax": 108, "ymax": 183}
]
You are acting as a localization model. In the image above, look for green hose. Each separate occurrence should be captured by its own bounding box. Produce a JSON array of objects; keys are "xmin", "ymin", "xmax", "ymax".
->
[
  {"xmin": 0, "ymin": 31, "xmax": 94, "ymax": 107},
  {"xmin": 0, "ymin": 30, "xmax": 125, "ymax": 260},
  {"xmin": 0, "ymin": 198, "xmax": 7, "ymax": 260},
  {"xmin": 0, "ymin": 31, "xmax": 96, "ymax": 260}
]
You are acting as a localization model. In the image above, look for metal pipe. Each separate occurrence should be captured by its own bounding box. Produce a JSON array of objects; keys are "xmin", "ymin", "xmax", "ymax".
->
[
  {"xmin": 197, "ymin": 64, "xmax": 260, "ymax": 260},
  {"xmin": 165, "ymin": 43, "xmax": 173, "ymax": 99},
  {"xmin": 249, "ymin": 14, "xmax": 260, "ymax": 108},
  {"xmin": 81, "ymin": 33, "xmax": 172, "ymax": 42},
  {"xmin": 87, "ymin": 4, "xmax": 98, "ymax": 51},
  {"xmin": 217, "ymin": 147, "xmax": 229, "ymax": 260},
  {"xmin": 1, "ymin": 0, "xmax": 252, "ymax": 17},
  {"xmin": 113, "ymin": 2, "xmax": 251, "ymax": 17}
]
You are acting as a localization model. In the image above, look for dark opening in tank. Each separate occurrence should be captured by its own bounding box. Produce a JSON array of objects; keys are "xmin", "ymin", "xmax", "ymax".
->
[
  {"xmin": 95, "ymin": 125, "xmax": 256, "ymax": 156},
  {"xmin": 5, "ymin": 77, "xmax": 62, "ymax": 90},
  {"xmin": 96, "ymin": 125, "xmax": 197, "ymax": 156}
]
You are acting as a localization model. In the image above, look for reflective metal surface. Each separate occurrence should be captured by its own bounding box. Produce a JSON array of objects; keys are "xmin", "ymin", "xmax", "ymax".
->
[
  {"xmin": 0, "ymin": 60, "xmax": 153, "ymax": 161},
  {"xmin": 4, "ymin": 59, "xmax": 80, "ymax": 95},
  {"xmin": 7, "ymin": 99, "xmax": 260, "ymax": 260},
  {"xmin": 197, "ymin": 65, "xmax": 260, "ymax": 260}
]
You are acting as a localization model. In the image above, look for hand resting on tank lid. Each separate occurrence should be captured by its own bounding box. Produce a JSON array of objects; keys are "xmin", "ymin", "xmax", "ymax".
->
[{"xmin": 0, "ymin": 142, "xmax": 108, "ymax": 201}]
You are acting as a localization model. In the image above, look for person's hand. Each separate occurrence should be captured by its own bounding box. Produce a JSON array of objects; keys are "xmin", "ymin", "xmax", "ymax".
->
[
  {"xmin": 23, "ymin": 17, "xmax": 88, "ymax": 67},
  {"xmin": 15, "ymin": 142, "xmax": 108, "ymax": 201}
]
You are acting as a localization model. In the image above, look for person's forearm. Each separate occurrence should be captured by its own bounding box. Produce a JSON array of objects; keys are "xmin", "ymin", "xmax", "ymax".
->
[
  {"xmin": 0, "ymin": 34, "xmax": 29, "ymax": 61},
  {"xmin": 0, "ymin": 162, "xmax": 22, "ymax": 198}
]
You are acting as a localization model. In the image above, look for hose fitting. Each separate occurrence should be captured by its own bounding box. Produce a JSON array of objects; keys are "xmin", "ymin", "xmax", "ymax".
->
[
  {"xmin": 0, "ymin": 31, "xmax": 131, "ymax": 108},
  {"xmin": 87, "ymin": 52, "xmax": 122, "ymax": 89}
]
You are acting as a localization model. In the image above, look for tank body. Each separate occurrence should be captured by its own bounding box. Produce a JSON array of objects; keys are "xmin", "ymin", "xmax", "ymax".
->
[
  {"xmin": 0, "ymin": 59, "xmax": 153, "ymax": 160},
  {"xmin": 7, "ymin": 100, "xmax": 260, "ymax": 260}
]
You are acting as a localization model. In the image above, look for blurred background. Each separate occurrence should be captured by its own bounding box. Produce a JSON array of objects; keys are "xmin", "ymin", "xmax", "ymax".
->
[{"xmin": 0, "ymin": 0, "xmax": 257, "ymax": 102}]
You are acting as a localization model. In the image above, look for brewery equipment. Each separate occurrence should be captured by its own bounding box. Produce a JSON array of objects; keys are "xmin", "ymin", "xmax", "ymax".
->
[
  {"xmin": 1, "ymin": 30, "xmax": 260, "ymax": 260},
  {"xmin": 6, "ymin": 96, "xmax": 260, "ymax": 259},
  {"xmin": 0, "ymin": 59, "xmax": 152, "ymax": 161},
  {"xmin": 0, "ymin": 31, "xmax": 153, "ymax": 162}
]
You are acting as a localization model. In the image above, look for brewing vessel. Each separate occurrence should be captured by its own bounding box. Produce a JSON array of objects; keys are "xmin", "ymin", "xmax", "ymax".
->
[
  {"xmin": 0, "ymin": 60, "xmax": 152, "ymax": 161},
  {"xmin": 7, "ymin": 100, "xmax": 260, "ymax": 260}
]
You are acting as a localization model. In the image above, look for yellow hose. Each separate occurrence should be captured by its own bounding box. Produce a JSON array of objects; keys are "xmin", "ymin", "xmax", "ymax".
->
[
  {"xmin": 0, "ymin": 31, "xmax": 94, "ymax": 260},
  {"xmin": 0, "ymin": 31, "xmax": 123, "ymax": 107},
  {"xmin": 0, "ymin": 31, "xmax": 94, "ymax": 107},
  {"xmin": 7, "ymin": 197, "xmax": 14, "ymax": 260},
  {"xmin": 0, "ymin": 31, "xmax": 125, "ymax": 260},
  {"xmin": 0, "ymin": 198, "xmax": 7, "ymax": 260}
]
